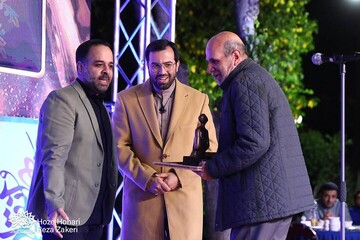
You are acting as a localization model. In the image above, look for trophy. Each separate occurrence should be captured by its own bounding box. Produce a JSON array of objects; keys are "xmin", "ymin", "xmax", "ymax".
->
[
  {"xmin": 153, "ymin": 113, "xmax": 215, "ymax": 171},
  {"xmin": 183, "ymin": 114, "xmax": 215, "ymax": 166}
]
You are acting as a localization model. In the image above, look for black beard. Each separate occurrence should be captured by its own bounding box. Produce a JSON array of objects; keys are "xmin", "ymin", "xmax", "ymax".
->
[{"xmin": 151, "ymin": 74, "xmax": 176, "ymax": 90}]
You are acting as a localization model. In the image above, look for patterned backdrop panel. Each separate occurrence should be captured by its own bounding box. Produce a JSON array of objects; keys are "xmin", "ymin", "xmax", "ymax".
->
[{"xmin": 0, "ymin": 0, "xmax": 90, "ymax": 239}]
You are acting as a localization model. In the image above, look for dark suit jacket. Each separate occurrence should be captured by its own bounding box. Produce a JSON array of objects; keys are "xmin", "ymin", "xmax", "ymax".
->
[
  {"xmin": 27, "ymin": 80, "xmax": 118, "ymax": 225},
  {"xmin": 206, "ymin": 58, "xmax": 314, "ymax": 231}
]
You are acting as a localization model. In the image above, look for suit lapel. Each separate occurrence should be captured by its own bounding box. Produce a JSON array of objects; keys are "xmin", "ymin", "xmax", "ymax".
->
[
  {"xmin": 137, "ymin": 80, "xmax": 163, "ymax": 147},
  {"xmin": 71, "ymin": 81, "xmax": 103, "ymax": 150},
  {"xmin": 165, "ymin": 80, "xmax": 190, "ymax": 143}
]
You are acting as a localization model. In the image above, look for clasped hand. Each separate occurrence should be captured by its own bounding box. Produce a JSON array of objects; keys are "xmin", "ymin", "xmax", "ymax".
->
[{"xmin": 149, "ymin": 172, "xmax": 179, "ymax": 195}]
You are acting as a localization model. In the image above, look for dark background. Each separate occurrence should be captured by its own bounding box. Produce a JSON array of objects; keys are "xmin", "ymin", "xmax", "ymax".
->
[
  {"xmin": 303, "ymin": 0, "xmax": 360, "ymax": 181},
  {"xmin": 303, "ymin": 0, "xmax": 360, "ymax": 134},
  {"xmin": 90, "ymin": 0, "xmax": 360, "ymax": 132}
]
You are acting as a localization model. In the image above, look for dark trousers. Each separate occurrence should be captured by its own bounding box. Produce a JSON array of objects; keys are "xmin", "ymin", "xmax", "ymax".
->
[
  {"xmin": 230, "ymin": 217, "xmax": 292, "ymax": 240},
  {"xmin": 41, "ymin": 224, "xmax": 104, "ymax": 240}
]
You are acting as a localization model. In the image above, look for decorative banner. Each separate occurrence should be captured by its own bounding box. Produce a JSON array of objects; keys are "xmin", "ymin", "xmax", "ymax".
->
[
  {"xmin": 0, "ymin": 116, "xmax": 39, "ymax": 239},
  {"xmin": 0, "ymin": 0, "xmax": 90, "ymax": 239},
  {"xmin": 0, "ymin": 0, "xmax": 46, "ymax": 78},
  {"xmin": 0, "ymin": 0, "xmax": 90, "ymax": 118}
]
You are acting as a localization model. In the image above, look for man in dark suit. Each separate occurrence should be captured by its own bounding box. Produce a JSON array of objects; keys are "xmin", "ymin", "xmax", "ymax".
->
[{"xmin": 27, "ymin": 39, "xmax": 118, "ymax": 240}]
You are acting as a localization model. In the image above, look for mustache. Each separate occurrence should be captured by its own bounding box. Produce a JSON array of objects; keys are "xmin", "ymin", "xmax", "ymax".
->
[
  {"xmin": 99, "ymin": 73, "xmax": 110, "ymax": 79},
  {"xmin": 156, "ymin": 73, "xmax": 169, "ymax": 78}
]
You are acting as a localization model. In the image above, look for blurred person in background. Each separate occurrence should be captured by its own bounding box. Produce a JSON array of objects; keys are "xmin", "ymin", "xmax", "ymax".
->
[
  {"xmin": 349, "ymin": 190, "xmax": 360, "ymax": 225},
  {"xmin": 304, "ymin": 182, "xmax": 352, "ymax": 221}
]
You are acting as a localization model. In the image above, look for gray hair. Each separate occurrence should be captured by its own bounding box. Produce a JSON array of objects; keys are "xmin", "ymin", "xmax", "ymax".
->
[{"xmin": 223, "ymin": 40, "xmax": 247, "ymax": 57}]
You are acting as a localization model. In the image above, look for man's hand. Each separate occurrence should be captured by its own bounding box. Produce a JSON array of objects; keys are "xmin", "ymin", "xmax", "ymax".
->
[
  {"xmin": 148, "ymin": 173, "xmax": 171, "ymax": 195},
  {"xmin": 323, "ymin": 210, "xmax": 334, "ymax": 220},
  {"xmin": 148, "ymin": 172, "xmax": 180, "ymax": 195},
  {"xmin": 199, "ymin": 161, "xmax": 213, "ymax": 181},
  {"xmin": 48, "ymin": 208, "xmax": 69, "ymax": 238},
  {"xmin": 162, "ymin": 171, "xmax": 180, "ymax": 190}
]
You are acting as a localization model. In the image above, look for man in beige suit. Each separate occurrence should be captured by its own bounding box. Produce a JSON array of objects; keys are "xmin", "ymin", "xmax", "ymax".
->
[
  {"xmin": 27, "ymin": 39, "xmax": 118, "ymax": 240},
  {"xmin": 112, "ymin": 39, "xmax": 218, "ymax": 240}
]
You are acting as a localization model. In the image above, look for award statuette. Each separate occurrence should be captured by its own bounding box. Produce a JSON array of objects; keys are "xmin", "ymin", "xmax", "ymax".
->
[
  {"xmin": 183, "ymin": 114, "xmax": 215, "ymax": 166},
  {"xmin": 153, "ymin": 114, "xmax": 215, "ymax": 171}
]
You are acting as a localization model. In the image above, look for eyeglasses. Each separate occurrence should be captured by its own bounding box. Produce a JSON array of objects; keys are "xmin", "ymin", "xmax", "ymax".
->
[{"xmin": 149, "ymin": 62, "xmax": 176, "ymax": 73}]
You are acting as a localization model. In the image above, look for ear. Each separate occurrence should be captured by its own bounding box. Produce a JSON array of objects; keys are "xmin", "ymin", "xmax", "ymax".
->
[
  {"xmin": 232, "ymin": 50, "xmax": 242, "ymax": 66},
  {"xmin": 76, "ymin": 61, "xmax": 83, "ymax": 75},
  {"xmin": 175, "ymin": 60, "xmax": 181, "ymax": 72}
]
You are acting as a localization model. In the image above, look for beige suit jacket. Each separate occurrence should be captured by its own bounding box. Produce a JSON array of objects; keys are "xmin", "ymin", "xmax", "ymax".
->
[{"xmin": 113, "ymin": 79, "xmax": 218, "ymax": 240}]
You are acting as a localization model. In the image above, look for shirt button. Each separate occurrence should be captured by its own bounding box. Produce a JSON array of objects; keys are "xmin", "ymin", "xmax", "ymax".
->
[
  {"xmin": 95, "ymin": 183, "xmax": 99, "ymax": 187},
  {"xmin": 162, "ymin": 154, "xmax": 170, "ymax": 159},
  {"xmin": 97, "ymin": 162, "xmax": 101, "ymax": 167}
]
